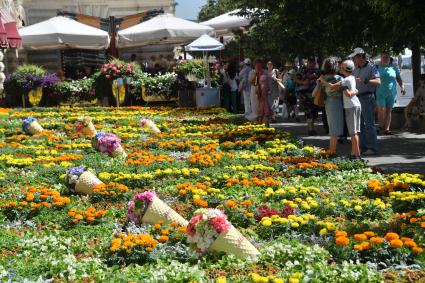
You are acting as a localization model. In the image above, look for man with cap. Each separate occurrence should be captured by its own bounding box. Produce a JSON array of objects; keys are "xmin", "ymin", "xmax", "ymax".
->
[
  {"xmin": 350, "ymin": 47, "xmax": 381, "ymax": 155},
  {"xmin": 239, "ymin": 58, "xmax": 253, "ymax": 116}
]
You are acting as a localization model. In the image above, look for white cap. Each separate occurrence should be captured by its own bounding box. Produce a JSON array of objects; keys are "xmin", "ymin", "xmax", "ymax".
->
[
  {"xmin": 342, "ymin": 60, "xmax": 355, "ymax": 72},
  {"xmin": 244, "ymin": 58, "xmax": 251, "ymax": 64},
  {"xmin": 349, "ymin": 47, "xmax": 365, "ymax": 58}
]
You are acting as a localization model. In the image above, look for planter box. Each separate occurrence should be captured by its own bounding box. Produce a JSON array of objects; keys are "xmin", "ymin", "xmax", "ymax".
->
[
  {"xmin": 142, "ymin": 87, "xmax": 177, "ymax": 102},
  {"xmin": 195, "ymin": 88, "xmax": 220, "ymax": 108},
  {"xmin": 178, "ymin": 89, "xmax": 196, "ymax": 107}
]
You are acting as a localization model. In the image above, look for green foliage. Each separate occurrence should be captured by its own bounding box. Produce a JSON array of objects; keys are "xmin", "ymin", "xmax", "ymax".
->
[
  {"xmin": 175, "ymin": 59, "xmax": 207, "ymax": 79},
  {"xmin": 197, "ymin": 0, "xmax": 239, "ymax": 22}
]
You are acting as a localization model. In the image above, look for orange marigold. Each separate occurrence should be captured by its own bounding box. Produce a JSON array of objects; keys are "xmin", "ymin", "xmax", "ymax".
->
[
  {"xmin": 412, "ymin": 247, "xmax": 423, "ymax": 253},
  {"xmin": 335, "ymin": 230, "xmax": 348, "ymax": 238},
  {"xmin": 354, "ymin": 234, "xmax": 368, "ymax": 241},
  {"xmin": 364, "ymin": 231, "xmax": 375, "ymax": 237},
  {"xmin": 335, "ymin": 236, "xmax": 350, "ymax": 246},
  {"xmin": 403, "ymin": 240, "xmax": 417, "ymax": 248},
  {"xmin": 370, "ymin": 237, "xmax": 384, "ymax": 244},
  {"xmin": 390, "ymin": 239, "xmax": 403, "ymax": 248},
  {"xmin": 385, "ymin": 232, "xmax": 399, "ymax": 241}
]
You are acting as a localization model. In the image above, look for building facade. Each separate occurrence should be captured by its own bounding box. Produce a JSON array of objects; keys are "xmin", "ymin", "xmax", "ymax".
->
[{"xmin": 22, "ymin": 0, "xmax": 176, "ymax": 24}]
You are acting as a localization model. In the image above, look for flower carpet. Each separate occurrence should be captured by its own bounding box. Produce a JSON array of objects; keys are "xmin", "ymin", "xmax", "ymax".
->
[{"xmin": 0, "ymin": 106, "xmax": 424, "ymax": 282}]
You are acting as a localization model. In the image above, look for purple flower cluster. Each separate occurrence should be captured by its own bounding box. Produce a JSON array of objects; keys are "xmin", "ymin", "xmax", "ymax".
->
[
  {"xmin": 40, "ymin": 73, "xmax": 60, "ymax": 88},
  {"xmin": 67, "ymin": 165, "xmax": 85, "ymax": 176}
]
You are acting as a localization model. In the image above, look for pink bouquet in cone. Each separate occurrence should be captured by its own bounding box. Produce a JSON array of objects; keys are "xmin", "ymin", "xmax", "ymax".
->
[
  {"xmin": 127, "ymin": 191, "xmax": 188, "ymax": 226},
  {"xmin": 187, "ymin": 208, "xmax": 260, "ymax": 259},
  {"xmin": 140, "ymin": 118, "xmax": 161, "ymax": 133},
  {"xmin": 75, "ymin": 116, "xmax": 97, "ymax": 138},
  {"xmin": 93, "ymin": 132, "xmax": 126, "ymax": 158}
]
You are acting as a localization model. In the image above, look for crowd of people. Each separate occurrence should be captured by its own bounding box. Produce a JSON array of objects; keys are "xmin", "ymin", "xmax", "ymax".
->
[{"xmin": 217, "ymin": 47, "xmax": 424, "ymax": 159}]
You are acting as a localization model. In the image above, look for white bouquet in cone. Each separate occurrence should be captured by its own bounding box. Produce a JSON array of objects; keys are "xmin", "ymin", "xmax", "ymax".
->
[
  {"xmin": 127, "ymin": 191, "xmax": 188, "ymax": 226},
  {"xmin": 65, "ymin": 165, "xmax": 103, "ymax": 194},
  {"xmin": 187, "ymin": 208, "xmax": 260, "ymax": 260},
  {"xmin": 22, "ymin": 117, "xmax": 43, "ymax": 134},
  {"xmin": 93, "ymin": 132, "xmax": 126, "ymax": 158},
  {"xmin": 75, "ymin": 116, "xmax": 97, "ymax": 137},
  {"xmin": 140, "ymin": 118, "xmax": 161, "ymax": 133}
]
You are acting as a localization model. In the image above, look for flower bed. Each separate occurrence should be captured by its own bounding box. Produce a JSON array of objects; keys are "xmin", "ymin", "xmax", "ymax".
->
[{"xmin": 0, "ymin": 106, "xmax": 424, "ymax": 282}]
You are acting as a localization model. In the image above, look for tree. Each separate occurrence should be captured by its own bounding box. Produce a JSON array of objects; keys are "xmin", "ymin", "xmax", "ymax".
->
[
  {"xmin": 370, "ymin": 0, "xmax": 425, "ymax": 91},
  {"xmin": 197, "ymin": 0, "xmax": 239, "ymax": 22}
]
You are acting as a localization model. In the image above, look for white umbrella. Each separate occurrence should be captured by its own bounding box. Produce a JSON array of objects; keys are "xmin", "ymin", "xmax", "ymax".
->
[
  {"xmin": 117, "ymin": 13, "xmax": 214, "ymax": 48},
  {"xmin": 18, "ymin": 16, "xmax": 110, "ymax": 50},
  {"xmin": 200, "ymin": 9, "xmax": 251, "ymax": 31},
  {"xmin": 185, "ymin": 34, "xmax": 224, "ymax": 87},
  {"xmin": 185, "ymin": 34, "xmax": 224, "ymax": 52}
]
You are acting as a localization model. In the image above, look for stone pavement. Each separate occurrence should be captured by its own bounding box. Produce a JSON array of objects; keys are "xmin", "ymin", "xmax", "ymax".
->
[{"xmin": 272, "ymin": 120, "xmax": 425, "ymax": 175}]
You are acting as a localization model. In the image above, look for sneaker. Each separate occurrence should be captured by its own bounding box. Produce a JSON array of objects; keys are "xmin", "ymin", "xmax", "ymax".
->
[{"xmin": 361, "ymin": 149, "xmax": 377, "ymax": 156}]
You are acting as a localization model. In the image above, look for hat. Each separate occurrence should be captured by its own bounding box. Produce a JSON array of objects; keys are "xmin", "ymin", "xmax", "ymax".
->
[
  {"xmin": 349, "ymin": 47, "xmax": 365, "ymax": 58},
  {"xmin": 341, "ymin": 60, "xmax": 355, "ymax": 72},
  {"xmin": 244, "ymin": 58, "xmax": 251, "ymax": 65}
]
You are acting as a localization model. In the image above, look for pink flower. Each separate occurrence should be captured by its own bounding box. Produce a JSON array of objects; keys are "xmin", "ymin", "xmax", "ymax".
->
[
  {"xmin": 134, "ymin": 191, "xmax": 156, "ymax": 202},
  {"xmin": 118, "ymin": 64, "xmax": 123, "ymax": 68},
  {"xmin": 106, "ymin": 75, "xmax": 110, "ymax": 79},
  {"xmin": 210, "ymin": 215, "xmax": 231, "ymax": 233},
  {"xmin": 186, "ymin": 214, "xmax": 203, "ymax": 236},
  {"xmin": 140, "ymin": 118, "xmax": 152, "ymax": 127}
]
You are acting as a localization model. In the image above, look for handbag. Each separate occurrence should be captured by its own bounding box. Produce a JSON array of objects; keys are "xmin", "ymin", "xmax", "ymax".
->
[{"xmin": 313, "ymin": 85, "xmax": 326, "ymax": 107}]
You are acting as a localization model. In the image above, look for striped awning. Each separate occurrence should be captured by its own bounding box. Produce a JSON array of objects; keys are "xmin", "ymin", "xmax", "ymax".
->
[{"xmin": 0, "ymin": 8, "xmax": 22, "ymax": 48}]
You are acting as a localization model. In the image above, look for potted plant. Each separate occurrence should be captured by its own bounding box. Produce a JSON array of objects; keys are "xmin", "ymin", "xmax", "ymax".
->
[
  {"xmin": 175, "ymin": 59, "xmax": 206, "ymax": 82},
  {"xmin": 4, "ymin": 64, "xmax": 49, "ymax": 107}
]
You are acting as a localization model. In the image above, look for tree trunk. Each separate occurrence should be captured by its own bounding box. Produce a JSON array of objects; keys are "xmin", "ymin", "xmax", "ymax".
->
[{"xmin": 411, "ymin": 42, "xmax": 421, "ymax": 93}]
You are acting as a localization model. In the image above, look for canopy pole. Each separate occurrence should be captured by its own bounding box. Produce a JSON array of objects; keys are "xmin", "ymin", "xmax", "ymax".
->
[{"xmin": 109, "ymin": 16, "xmax": 118, "ymax": 58}]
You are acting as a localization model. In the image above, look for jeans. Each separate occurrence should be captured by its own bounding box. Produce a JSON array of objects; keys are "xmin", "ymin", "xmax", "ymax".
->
[{"xmin": 359, "ymin": 94, "xmax": 378, "ymax": 152}]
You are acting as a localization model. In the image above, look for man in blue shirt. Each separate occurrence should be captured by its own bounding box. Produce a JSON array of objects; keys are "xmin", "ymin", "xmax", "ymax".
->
[{"xmin": 350, "ymin": 48, "xmax": 381, "ymax": 155}]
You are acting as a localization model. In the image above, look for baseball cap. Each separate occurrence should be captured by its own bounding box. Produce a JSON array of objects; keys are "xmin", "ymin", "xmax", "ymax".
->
[
  {"xmin": 244, "ymin": 58, "xmax": 251, "ymax": 64},
  {"xmin": 349, "ymin": 47, "xmax": 365, "ymax": 58},
  {"xmin": 341, "ymin": 60, "xmax": 355, "ymax": 72}
]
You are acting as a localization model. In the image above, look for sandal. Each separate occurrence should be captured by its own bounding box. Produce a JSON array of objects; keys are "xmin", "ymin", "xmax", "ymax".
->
[{"xmin": 384, "ymin": 130, "xmax": 392, "ymax": 135}]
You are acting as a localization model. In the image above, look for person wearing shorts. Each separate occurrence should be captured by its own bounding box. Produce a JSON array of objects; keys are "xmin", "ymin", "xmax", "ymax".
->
[{"xmin": 320, "ymin": 60, "xmax": 361, "ymax": 159}]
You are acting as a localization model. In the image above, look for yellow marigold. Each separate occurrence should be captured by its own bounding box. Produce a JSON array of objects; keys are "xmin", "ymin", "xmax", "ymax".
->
[
  {"xmin": 385, "ymin": 232, "xmax": 399, "ymax": 241},
  {"xmin": 354, "ymin": 234, "xmax": 368, "ymax": 241},
  {"xmin": 390, "ymin": 239, "xmax": 403, "ymax": 248},
  {"xmin": 335, "ymin": 236, "xmax": 349, "ymax": 246}
]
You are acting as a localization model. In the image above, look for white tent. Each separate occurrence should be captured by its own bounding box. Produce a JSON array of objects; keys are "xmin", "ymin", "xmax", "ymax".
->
[
  {"xmin": 185, "ymin": 34, "xmax": 224, "ymax": 52},
  {"xmin": 200, "ymin": 9, "xmax": 251, "ymax": 32},
  {"xmin": 117, "ymin": 14, "xmax": 214, "ymax": 48},
  {"xmin": 18, "ymin": 16, "xmax": 110, "ymax": 50},
  {"xmin": 185, "ymin": 34, "xmax": 224, "ymax": 87}
]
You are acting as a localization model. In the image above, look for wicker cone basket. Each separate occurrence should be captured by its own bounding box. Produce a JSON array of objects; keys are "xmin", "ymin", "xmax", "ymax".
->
[
  {"xmin": 75, "ymin": 171, "xmax": 103, "ymax": 194},
  {"xmin": 80, "ymin": 123, "xmax": 97, "ymax": 138},
  {"xmin": 141, "ymin": 196, "xmax": 188, "ymax": 226},
  {"xmin": 209, "ymin": 225, "xmax": 260, "ymax": 260},
  {"xmin": 27, "ymin": 121, "xmax": 43, "ymax": 134},
  {"xmin": 144, "ymin": 121, "xmax": 161, "ymax": 133},
  {"xmin": 111, "ymin": 144, "xmax": 127, "ymax": 158}
]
